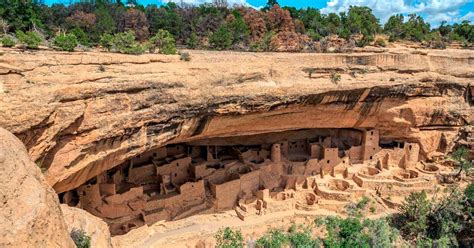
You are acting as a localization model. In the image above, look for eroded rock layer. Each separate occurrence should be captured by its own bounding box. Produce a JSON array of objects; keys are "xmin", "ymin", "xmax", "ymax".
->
[{"xmin": 0, "ymin": 48, "xmax": 472, "ymax": 195}]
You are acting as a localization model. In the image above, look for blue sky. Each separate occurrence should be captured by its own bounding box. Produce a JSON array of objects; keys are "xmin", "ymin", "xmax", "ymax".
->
[{"xmin": 44, "ymin": 0, "xmax": 474, "ymax": 26}]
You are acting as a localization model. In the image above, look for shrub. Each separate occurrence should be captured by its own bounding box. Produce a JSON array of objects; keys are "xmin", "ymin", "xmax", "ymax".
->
[
  {"xmin": 287, "ymin": 225, "xmax": 320, "ymax": 248},
  {"xmin": 16, "ymin": 30, "xmax": 43, "ymax": 49},
  {"xmin": 53, "ymin": 33, "xmax": 78, "ymax": 52},
  {"xmin": 70, "ymin": 229, "xmax": 91, "ymax": 248},
  {"xmin": 398, "ymin": 191, "xmax": 431, "ymax": 238},
  {"xmin": 215, "ymin": 227, "xmax": 244, "ymax": 248},
  {"xmin": 1, "ymin": 36, "xmax": 15, "ymax": 47},
  {"xmin": 70, "ymin": 27, "xmax": 90, "ymax": 47},
  {"xmin": 330, "ymin": 72, "xmax": 341, "ymax": 84},
  {"xmin": 209, "ymin": 26, "xmax": 233, "ymax": 50},
  {"xmin": 255, "ymin": 229, "xmax": 289, "ymax": 248},
  {"xmin": 111, "ymin": 31, "xmax": 145, "ymax": 55},
  {"xmin": 149, "ymin": 29, "xmax": 177, "ymax": 54},
  {"xmin": 99, "ymin": 33, "xmax": 114, "ymax": 51},
  {"xmin": 317, "ymin": 216, "xmax": 399, "ymax": 248},
  {"xmin": 374, "ymin": 38, "xmax": 386, "ymax": 47},
  {"xmin": 450, "ymin": 146, "xmax": 472, "ymax": 178},
  {"xmin": 186, "ymin": 32, "xmax": 199, "ymax": 49},
  {"xmin": 180, "ymin": 51, "xmax": 191, "ymax": 61},
  {"xmin": 465, "ymin": 183, "xmax": 474, "ymax": 202}
]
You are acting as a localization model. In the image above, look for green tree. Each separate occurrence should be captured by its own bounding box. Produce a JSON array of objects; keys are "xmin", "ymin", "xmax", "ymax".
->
[
  {"xmin": 0, "ymin": 0, "xmax": 41, "ymax": 32},
  {"xmin": 215, "ymin": 227, "xmax": 244, "ymax": 248},
  {"xmin": 450, "ymin": 146, "xmax": 472, "ymax": 178},
  {"xmin": 398, "ymin": 190, "xmax": 431, "ymax": 238},
  {"xmin": 70, "ymin": 27, "xmax": 90, "ymax": 47},
  {"xmin": 346, "ymin": 6, "xmax": 380, "ymax": 37},
  {"xmin": 403, "ymin": 14, "xmax": 430, "ymax": 42},
  {"xmin": 384, "ymin": 14, "xmax": 404, "ymax": 41},
  {"xmin": 53, "ymin": 33, "xmax": 78, "ymax": 51},
  {"xmin": 209, "ymin": 25, "xmax": 233, "ymax": 50},
  {"xmin": 148, "ymin": 29, "xmax": 177, "ymax": 54}
]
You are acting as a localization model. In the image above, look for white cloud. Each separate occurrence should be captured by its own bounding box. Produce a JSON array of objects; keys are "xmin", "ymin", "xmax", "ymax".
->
[
  {"xmin": 322, "ymin": 0, "xmax": 473, "ymax": 26},
  {"xmin": 461, "ymin": 11, "xmax": 474, "ymax": 22}
]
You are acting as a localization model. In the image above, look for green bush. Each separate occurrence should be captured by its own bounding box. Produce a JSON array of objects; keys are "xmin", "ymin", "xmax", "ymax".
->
[
  {"xmin": 317, "ymin": 216, "xmax": 399, "ymax": 248},
  {"xmin": 53, "ymin": 33, "xmax": 78, "ymax": 52},
  {"xmin": 287, "ymin": 225, "xmax": 320, "ymax": 248},
  {"xmin": 16, "ymin": 30, "xmax": 43, "ymax": 49},
  {"xmin": 70, "ymin": 27, "xmax": 90, "ymax": 47},
  {"xmin": 398, "ymin": 191, "xmax": 431, "ymax": 238},
  {"xmin": 70, "ymin": 229, "xmax": 91, "ymax": 248},
  {"xmin": 149, "ymin": 29, "xmax": 177, "ymax": 54},
  {"xmin": 256, "ymin": 229, "xmax": 289, "ymax": 248},
  {"xmin": 465, "ymin": 183, "xmax": 474, "ymax": 202},
  {"xmin": 1, "ymin": 36, "xmax": 15, "ymax": 47},
  {"xmin": 209, "ymin": 26, "xmax": 233, "ymax": 50},
  {"xmin": 215, "ymin": 227, "xmax": 244, "ymax": 248},
  {"xmin": 99, "ymin": 33, "xmax": 114, "ymax": 51},
  {"xmin": 186, "ymin": 32, "xmax": 199, "ymax": 49},
  {"xmin": 111, "ymin": 31, "xmax": 145, "ymax": 55}
]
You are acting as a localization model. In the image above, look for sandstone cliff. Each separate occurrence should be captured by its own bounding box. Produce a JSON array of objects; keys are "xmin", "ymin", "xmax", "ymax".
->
[
  {"xmin": 0, "ymin": 128, "xmax": 75, "ymax": 248},
  {"xmin": 0, "ymin": 48, "xmax": 472, "ymax": 193}
]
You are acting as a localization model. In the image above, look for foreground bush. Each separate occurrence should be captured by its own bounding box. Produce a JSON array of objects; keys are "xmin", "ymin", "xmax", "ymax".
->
[
  {"xmin": 111, "ymin": 31, "xmax": 145, "ymax": 55},
  {"xmin": 70, "ymin": 228, "xmax": 91, "ymax": 248},
  {"xmin": 149, "ymin": 29, "xmax": 177, "ymax": 54},
  {"xmin": 1, "ymin": 36, "xmax": 15, "ymax": 47},
  {"xmin": 99, "ymin": 33, "xmax": 114, "ymax": 51},
  {"xmin": 396, "ymin": 187, "xmax": 471, "ymax": 247},
  {"xmin": 317, "ymin": 216, "xmax": 399, "ymax": 248},
  {"xmin": 53, "ymin": 33, "xmax": 78, "ymax": 52},
  {"xmin": 215, "ymin": 227, "xmax": 244, "ymax": 248},
  {"xmin": 16, "ymin": 30, "xmax": 43, "ymax": 49}
]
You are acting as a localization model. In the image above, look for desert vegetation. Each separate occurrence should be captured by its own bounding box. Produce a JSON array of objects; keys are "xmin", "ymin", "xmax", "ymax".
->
[
  {"xmin": 215, "ymin": 183, "xmax": 474, "ymax": 248},
  {"xmin": 0, "ymin": 0, "xmax": 473, "ymax": 54}
]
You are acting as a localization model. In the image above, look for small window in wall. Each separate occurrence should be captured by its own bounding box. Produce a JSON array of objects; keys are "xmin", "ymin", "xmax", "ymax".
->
[
  {"xmin": 177, "ymin": 163, "xmax": 179, "ymax": 167},
  {"xmin": 191, "ymin": 185, "xmax": 194, "ymax": 188},
  {"xmin": 327, "ymin": 160, "xmax": 330, "ymax": 164},
  {"xmin": 409, "ymin": 145, "xmax": 412, "ymax": 150},
  {"xmin": 370, "ymin": 156, "xmax": 373, "ymax": 160},
  {"xmin": 373, "ymin": 147, "xmax": 376, "ymax": 150},
  {"xmin": 371, "ymin": 131, "xmax": 374, "ymax": 135},
  {"xmin": 343, "ymin": 160, "xmax": 345, "ymax": 163},
  {"xmin": 175, "ymin": 173, "xmax": 178, "ymax": 177}
]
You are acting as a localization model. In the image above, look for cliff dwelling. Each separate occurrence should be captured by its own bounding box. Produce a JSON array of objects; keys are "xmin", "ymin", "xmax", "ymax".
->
[{"xmin": 59, "ymin": 128, "xmax": 441, "ymax": 235}]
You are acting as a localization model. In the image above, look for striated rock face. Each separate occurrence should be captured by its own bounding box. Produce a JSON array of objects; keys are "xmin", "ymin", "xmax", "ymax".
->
[
  {"xmin": 61, "ymin": 204, "xmax": 113, "ymax": 248},
  {"xmin": 0, "ymin": 48, "xmax": 472, "ymax": 193},
  {"xmin": 0, "ymin": 128, "xmax": 75, "ymax": 248}
]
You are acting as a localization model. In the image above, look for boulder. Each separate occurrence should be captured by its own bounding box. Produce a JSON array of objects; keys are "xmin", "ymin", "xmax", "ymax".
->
[
  {"xmin": 0, "ymin": 128, "xmax": 75, "ymax": 248},
  {"xmin": 61, "ymin": 204, "xmax": 113, "ymax": 248}
]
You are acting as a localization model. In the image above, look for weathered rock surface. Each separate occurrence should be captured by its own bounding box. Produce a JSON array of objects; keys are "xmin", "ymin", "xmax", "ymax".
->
[
  {"xmin": 61, "ymin": 204, "xmax": 113, "ymax": 248},
  {"xmin": 0, "ymin": 48, "xmax": 472, "ymax": 193},
  {"xmin": 0, "ymin": 128, "xmax": 75, "ymax": 248}
]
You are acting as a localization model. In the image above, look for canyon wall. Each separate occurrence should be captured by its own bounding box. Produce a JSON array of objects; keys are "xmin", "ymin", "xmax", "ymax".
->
[{"xmin": 0, "ymin": 48, "xmax": 472, "ymax": 193}]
